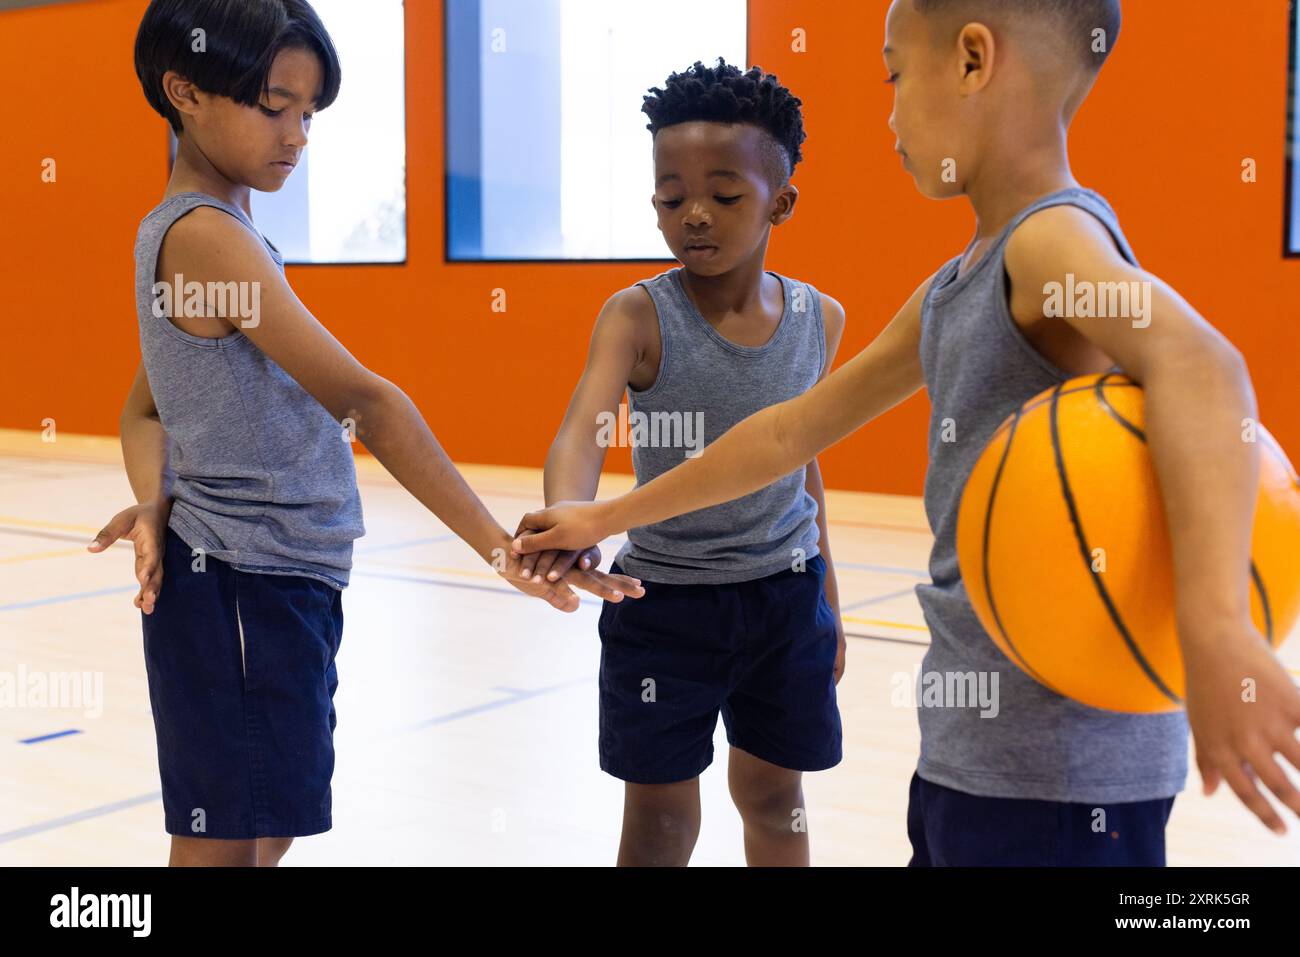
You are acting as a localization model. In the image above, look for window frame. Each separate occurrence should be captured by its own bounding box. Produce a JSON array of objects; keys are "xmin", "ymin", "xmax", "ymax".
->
[{"xmin": 441, "ymin": 0, "xmax": 750, "ymax": 264}]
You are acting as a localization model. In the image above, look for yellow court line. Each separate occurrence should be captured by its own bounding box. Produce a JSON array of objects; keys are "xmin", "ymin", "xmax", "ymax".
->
[
  {"xmin": 357, "ymin": 557, "xmax": 508, "ymax": 582},
  {"xmin": 843, "ymin": 614, "xmax": 930, "ymax": 633},
  {"xmin": 0, "ymin": 515, "xmax": 100, "ymax": 534},
  {"xmin": 0, "ymin": 547, "xmax": 93, "ymax": 565}
]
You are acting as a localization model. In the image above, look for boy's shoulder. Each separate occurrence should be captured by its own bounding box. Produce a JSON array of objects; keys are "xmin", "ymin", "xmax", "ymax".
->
[
  {"xmin": 155, "ymin": 203, "xmax": 277, "ymax": 275},
  {"xmin": 598, "ymin": 282, "xmax": 659, "ymax": 331},
  {"xmin": 778, "ymin": 275, "xmax": 846, "ymax": 356},
  {"xmin": 813, "ymin": 287, "xmax": 846, "ymax": 331}
]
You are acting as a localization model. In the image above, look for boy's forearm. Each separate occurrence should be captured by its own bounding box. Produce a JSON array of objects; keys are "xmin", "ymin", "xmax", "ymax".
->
[
  {"xmin": 543, "ymin": 433, "xmax": 606, "ymax": 507},
  {"xmin": 605, "ymin": 402, "xmax": 794, "ymax": 534},
  {"xmin": 119, "ymin": 412, "xmax": 172, "ymax": 505},
  {"xmin": 354, "ymin": 382, "xmax": 508, "ymax": 563},
  {"xmin": 1144, "ymin": 346, "xmax": 1259, "ymax": 648}
]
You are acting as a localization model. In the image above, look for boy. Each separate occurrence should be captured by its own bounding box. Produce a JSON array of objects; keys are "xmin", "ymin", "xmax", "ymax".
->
[
  {"xmin": 514, "ymin": 1, "xmax": 1300, "ymax": 865},
  {"xmin": 516, "ymin": 59, "xmax": 848, "ymax": 866},
  {"xmin": 87, "ymin": 0, "xmax": 642, "ymax": 867}
]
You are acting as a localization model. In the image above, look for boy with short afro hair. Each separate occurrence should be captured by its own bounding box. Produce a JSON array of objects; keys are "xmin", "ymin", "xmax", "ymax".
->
[{"xmin": 517, "ymin": 59, "xmax": 849, "ymax": 866}]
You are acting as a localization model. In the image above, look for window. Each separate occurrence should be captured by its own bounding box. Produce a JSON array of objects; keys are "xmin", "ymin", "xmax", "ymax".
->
[
  {"xmin": 445, "ymin": 0, "xmax": 747, "ymax": 261},
  {"xmin": 1287, "ymin": 0, "xmax": 1300, "ymax": 255},
  {"xmin": 247, "ymin": 0, "xmax": 407, "ymax": 264}
]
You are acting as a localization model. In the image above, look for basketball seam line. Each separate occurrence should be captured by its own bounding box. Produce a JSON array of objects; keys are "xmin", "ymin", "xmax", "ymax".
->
[
  {"xmin": 988, "ymin": 375, "xmax": 1140, "ymax": 445},
  {"xmin": 1094, "ymin": 373, "xmax": 1276, "ymax": 648},
  {"xmin": 1050, "ymin": 382, "xmax": 1183, "ymax": 707},
  {"xmin": 1094, "ymin": 373, "xmax": 1147, "ymax": 442},
  {"xmin": 979, "ymin": 411, "xmax": 1062, "ymax": 692}
]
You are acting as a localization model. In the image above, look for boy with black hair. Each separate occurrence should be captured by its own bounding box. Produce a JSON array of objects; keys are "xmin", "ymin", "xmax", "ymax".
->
[
  {"xmin": 91, "ymin": 0, "xmax": 642, "ymax": 867},
  {"xmin": 515, "ymin": 1, "xmax": 1300, "ymax": 865},
  {"xmin": 516, "ymin": 59, "xmax": 848, "ymax": 866}
]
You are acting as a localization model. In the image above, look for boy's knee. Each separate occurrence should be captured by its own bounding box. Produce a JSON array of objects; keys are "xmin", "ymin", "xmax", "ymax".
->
[{"xmin": 731, "ymin": 779, "xmax": 804, "ymax": 831}]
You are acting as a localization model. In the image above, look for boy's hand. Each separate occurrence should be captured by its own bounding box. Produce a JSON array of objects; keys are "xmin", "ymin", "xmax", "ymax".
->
[
  {"xmin": 492, "ymin": 533, "xmax": 642, "ymax": 611},
  {"xmin": 500, "ymin": 570, "xmax": 583, "ymax": 612},
  {"xmin": 1184, "ymin": 626, "xmax": 1300, "ymax": 834},
  {"xmin": 511, "ymin": 514, "xmax": 603, "ymax": 584},
  {"xmin": 522, "ymin": 545, "xmax": 598, "ymax": 583},
  {"xmin": 86, "ymin": 498, "xmax": 173, "ymax": 615},
  {"xmin": 511, "ymin": 500, "xmax": 617, "ymax": 556},
  {"xmin": 560, "ymin": 564, "xmax": 644, "ymax": 603}
]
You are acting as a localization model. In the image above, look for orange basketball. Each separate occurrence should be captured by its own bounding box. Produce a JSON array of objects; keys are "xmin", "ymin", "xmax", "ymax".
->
[{"xmin": 956, "ymin": 372, "xmax": 1300, "ymax": 714}]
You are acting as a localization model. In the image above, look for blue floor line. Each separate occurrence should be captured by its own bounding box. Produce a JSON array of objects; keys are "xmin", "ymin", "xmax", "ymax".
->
[
  {"xmin": 0, "ymin": 679, "xmax": 591, "ymax": 844},
  {"xmin": 19, "ymin": 729, "xmax": 82, "ymax": 745},
  {"xmin": 0, "ymin": 791, "xmax": 163, "ymax": 845},
  {"xmin": 398, "ymin": 677, "xmax": 593, "ymax": 733},
  {"xmin": 0, "ymin": 584, "xmax": 137, "ymax": 613}
]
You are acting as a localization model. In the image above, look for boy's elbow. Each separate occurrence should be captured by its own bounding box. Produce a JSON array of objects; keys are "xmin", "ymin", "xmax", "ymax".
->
[
  {"xmin": 1199, "ymin": 334, "xmax": 1251, "ymax": 389},
  {"xmin": 1148, "ymin": 325, "xmax": 1250, "ymax": 386},
  {"xmin": 338, "ymin": 374, "xmax": 395, "ymax": 442},
  {"xmin": 119, "ymin": 403, "xmax": 159, "ymax": 428}
]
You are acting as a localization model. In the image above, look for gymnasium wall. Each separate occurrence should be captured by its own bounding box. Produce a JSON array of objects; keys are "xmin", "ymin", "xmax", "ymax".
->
[{"xmin": 1, "ymin": 0, "xmax": 1295, "ymax": 495}]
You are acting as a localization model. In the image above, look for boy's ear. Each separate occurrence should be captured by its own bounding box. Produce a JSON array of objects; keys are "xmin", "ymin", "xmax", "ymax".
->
[
  {"xmin": 162, "ymin": 70, "xmax": 202, "ymax": 124},
  {"xmin": 956, "ymin": 23, "xmax": 996, "ymax": 94},
  {"xmin": 771, "ymin": 184, "xmax": 799, "ymax": 225}
]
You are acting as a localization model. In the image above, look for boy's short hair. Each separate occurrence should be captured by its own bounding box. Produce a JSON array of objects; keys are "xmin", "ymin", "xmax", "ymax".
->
[
  {"xmin": 913, "ymin": 0, "xmax": 1122, "ymax": 71},
  {"xmin": 642, "ymin": 58, "xmax": 806, "ymax": 188},
  {"xmin": 135, "ymin": 0, "xmax": 342, "ymax": 134}
]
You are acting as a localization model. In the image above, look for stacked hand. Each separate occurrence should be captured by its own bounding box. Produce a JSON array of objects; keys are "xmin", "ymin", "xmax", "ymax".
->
[
  {"xmin": 510, "ymin": 500, "xmax": 615, "ymax": 558},
  {"xmin": 493, "ymin": 513, "xmax": 641, "ymax": 612}
]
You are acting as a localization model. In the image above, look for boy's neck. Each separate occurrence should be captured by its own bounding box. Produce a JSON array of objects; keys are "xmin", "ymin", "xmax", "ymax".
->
[
  {"xmin": 965, "ymin": 126, "xmax": 1079, "ymax": 240},
  {"xmin": 164, "ymin": 137, "xmax": 254, "ymax": 220},
  {"xmin": 678, "ymin": 245, "xmax": 774, "ymax": 318}
]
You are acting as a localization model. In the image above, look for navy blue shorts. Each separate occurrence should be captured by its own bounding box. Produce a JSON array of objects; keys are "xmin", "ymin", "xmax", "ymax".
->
[
  {"xmin": 141, "ymin": 526, "xmax": 345, "ymax": 839},
  {"xmin": 906, "ymin": 772, "xmax": 1176, "ymax": 866},
  {"xmin": 597, "ymin": 553, "xmax": 842, "ymax": 784}
]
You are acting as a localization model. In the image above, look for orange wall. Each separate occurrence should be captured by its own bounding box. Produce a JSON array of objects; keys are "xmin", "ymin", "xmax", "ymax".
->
[{"xmin": 2, "ymin": 0, "xmax": 1297, "ymax": 495}]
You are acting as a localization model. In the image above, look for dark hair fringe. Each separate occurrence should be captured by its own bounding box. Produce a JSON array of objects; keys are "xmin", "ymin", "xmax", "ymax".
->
[{"xmin": 135, "ymin": 0, "xmax": 342, "ymax": 134}]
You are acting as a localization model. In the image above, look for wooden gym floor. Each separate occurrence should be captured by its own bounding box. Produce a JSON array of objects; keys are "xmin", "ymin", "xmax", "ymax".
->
[{"xmin": 0, "ymin": 428, "xmax": 1296, "ymax": 866}]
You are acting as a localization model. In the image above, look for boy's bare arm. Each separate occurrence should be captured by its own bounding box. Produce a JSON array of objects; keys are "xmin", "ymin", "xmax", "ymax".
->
[
  {"xmin": 518, "ymin": 287, "xmax": 651, "ymax": 584},
  {"xmin": 512, "ymin": 277, "xmax": 931, "ymax": 553},
  {"xmin": 1006, "ymin": 205, "xmax": 1300, "ymax": 832},
  {"xmin": 119, "ymin": 360, "xmax": 171, "ymax": 506},
  {"xmin": 86, "ymin": 361, "xmax": 173, "ymax": 614},
  {"xmin": 149, "ymin": 210, "xmax": 640, "ymax": 611}
]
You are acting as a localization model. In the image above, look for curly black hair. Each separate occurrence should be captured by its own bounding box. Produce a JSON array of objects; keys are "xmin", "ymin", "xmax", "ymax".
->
[{"xmin": 641, "ymin": 58, "xmax": 806, "ymax": 187}]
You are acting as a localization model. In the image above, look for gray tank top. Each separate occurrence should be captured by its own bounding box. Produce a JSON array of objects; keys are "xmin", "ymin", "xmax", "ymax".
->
[
  {"xmin": 612, "ymin": 267, "xmax": 825, "ymax": 584},
  {"xmin": 134, "ymin": 192, "xmax": 365, "ymax": 590},
  {"xmin": 915, "ymin": 187, "xmax": 1189, "ymax": 803}
]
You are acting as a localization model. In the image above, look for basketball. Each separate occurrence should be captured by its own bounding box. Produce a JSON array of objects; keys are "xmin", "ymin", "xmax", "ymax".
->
[{"xmin": 957, "ymin": 372, "xmax": 1300, "ymax": 714}]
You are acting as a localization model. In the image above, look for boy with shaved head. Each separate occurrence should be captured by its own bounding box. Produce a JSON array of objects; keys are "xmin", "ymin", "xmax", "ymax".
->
[{"xmin": 514, "ymin": 0, "xmax": 1300, "ymax": 865}]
